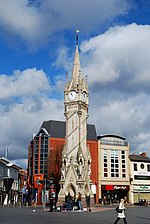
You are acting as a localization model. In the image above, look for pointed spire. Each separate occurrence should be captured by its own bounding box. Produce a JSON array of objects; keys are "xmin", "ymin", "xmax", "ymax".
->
[{"xmin": 72, "ymin": 30, "xmax": 81, "ymax": 86}]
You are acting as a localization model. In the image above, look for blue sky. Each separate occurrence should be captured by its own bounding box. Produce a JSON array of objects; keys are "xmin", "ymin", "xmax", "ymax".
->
[{"xmin": 0, "ymin": 0, "xmax": 150, "ymax": 168}]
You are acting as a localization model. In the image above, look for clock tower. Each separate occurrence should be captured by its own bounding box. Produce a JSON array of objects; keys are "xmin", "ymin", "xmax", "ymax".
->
[{"xmin": 58, "ymin": 32, "xmax": 93, "ymax": 204}]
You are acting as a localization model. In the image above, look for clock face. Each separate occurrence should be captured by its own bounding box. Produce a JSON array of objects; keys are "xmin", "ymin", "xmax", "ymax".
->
[
  {"xmin": 82, "ymin": 92, "xmax": 87, "ymax": 102},
  {"xmin": 68, "ymin": 91, "xmax": 76, "ymax": 101}
]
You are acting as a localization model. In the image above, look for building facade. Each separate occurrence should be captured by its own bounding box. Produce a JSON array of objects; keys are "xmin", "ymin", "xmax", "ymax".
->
[
  {"xmin": 97, "ymin": 134, "xmax": 130, "ymax": 204},
  {"xmin": 129, "ymin": 153, "xmax": 150, "ymax": 204},
  {"xmin": 28, "ymin": 120, "xmax": 98, "ymax": 203},
  {"xmin": 0, "ymin": 157, "xmax": 23, "ymax": 206}
]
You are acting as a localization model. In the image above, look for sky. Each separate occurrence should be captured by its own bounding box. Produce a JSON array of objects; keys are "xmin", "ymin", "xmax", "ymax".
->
[{"xmin": 0, "ymin": 0, "xmax": 150, "ymax": 169}]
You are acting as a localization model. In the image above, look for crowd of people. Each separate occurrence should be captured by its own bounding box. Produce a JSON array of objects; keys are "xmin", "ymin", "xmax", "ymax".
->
[{"xmin": 64, "ymin": 192, "xmax": 91, "ymax": 212}]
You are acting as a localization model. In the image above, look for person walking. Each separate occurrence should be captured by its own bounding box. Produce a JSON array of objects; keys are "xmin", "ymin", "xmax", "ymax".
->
[
  {"xmin": 65, "ymin": 193, "xmax": 73, "ymax": 211},
  {"xmin": 77, "ymin": 192, "xmax": 82, "ymax": 211},
  {"xmin": 113, "ymin": 198, "xmax": 128, "ymax": 224},
  {"xmin": 86, "ymin": 193, "xmax": 91, "ymax": 212}
]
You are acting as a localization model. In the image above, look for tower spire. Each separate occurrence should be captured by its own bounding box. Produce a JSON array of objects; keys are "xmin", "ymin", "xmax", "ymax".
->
[
  {"xmin": 58, "ymin": 32, "xmax": 93, "ymax": 206},
  {"xmin": 72, "ymin": 30, "xmax": 81, "ymax": 85}
]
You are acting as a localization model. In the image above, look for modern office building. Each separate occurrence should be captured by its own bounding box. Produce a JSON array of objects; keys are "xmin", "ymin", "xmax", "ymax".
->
[{"xmin": 97, "ymin": 134, "xmax": 130, "ymax": 204}]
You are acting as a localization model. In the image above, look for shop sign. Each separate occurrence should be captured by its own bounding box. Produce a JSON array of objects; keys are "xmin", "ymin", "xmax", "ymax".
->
[
  {"xmin": 113, "ymin": 185, "xmax": 129, "ymax": 190},
  {"xmin": 133, "ymin": 185, "xmax": 150, "ymax": 192},
  {"xmin": 34, "ymin": 174, "xmax": 44, "ymax": 188},
  {"xmin": 104, "ymin": 185, "xmax": 129, "ymax": 191}
]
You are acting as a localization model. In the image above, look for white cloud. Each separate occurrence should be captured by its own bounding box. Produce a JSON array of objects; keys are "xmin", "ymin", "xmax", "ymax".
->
[
  {"xmin": 0, "ymin": 67, "xmax": 64, "ymax": 168},
  {"xmin": 0, "ymin": 0, "xmax": 45, "ymax": 45},
  {"xmin": 0, "ymin": 0, "xmax": 131, "ymax": 47},
  {"xmin": 88, "ymin": 91, "xmax": 150, "ymax": 155},
  {"xmin": 81, "ymin": 23, "xmax": 150, "ymax": 92},
  {"xmin": 0, "ymin": 68, "xmax": 50, "ymax": 99},
  {"xmin": 0, "ymin": 96, "xmax": 64, "ymax": 168}
]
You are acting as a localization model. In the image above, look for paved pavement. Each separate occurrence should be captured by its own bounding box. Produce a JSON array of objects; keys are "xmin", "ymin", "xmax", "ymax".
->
[{"xmin": 0, "ymin": 204, "xmax": 150, "ymax": 224}]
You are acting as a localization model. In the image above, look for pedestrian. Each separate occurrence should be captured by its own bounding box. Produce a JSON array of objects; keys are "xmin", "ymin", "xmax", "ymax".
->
[
  {"xmin": 86, "ymin": 193, "xmax": 91, "ymax": 212},
  {"xmin": 113, "ymin": 197, "xmax": 128, "ymax": 224},
  {"xmin": 65, "ymin": 193, "xmax": 73, "ymax": 211},
  {"xmin": 103, "ymin": 195, "xmax": 106, "ymax": 206},
  {"xmin": 77, "ymin": 192, "xmax": 82, "ymax": 210}
]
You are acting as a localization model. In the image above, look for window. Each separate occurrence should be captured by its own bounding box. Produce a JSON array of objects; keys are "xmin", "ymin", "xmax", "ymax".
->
[
  {"xmin": 147, "ymin": 164, "xmax": 150, "ymax": 172},
  {"xmin": 33, "ymin": 134, "xmax": 49, "ymax": 175},
  {"xmin": 103, "ymin": 149, "xmax": 108, "ymax": 177},
  {"xmin": 134, "ymin": 163, "xmax": 137, "ymax": 171},
  {"xmin": 110, "ymin": 150, "xmax": 119, "ymax": 178},
  {"xmin": 121, "ymin": 151, "xmax": 126, "ymax": 178},
  {"xmin": 140, "ymin": 163, "xmax": 144, "ymax": 169}
]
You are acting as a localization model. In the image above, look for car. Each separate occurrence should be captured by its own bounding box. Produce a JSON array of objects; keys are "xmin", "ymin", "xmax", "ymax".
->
[{"xmin": 134, "ymin": 199, "xmax": 146, "ymax": 206}]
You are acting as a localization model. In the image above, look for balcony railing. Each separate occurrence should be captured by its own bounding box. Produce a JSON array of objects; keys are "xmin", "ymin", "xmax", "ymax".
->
[{"xmin": 100, "ymin": 139, "xmax": 128, "ymax": 146}]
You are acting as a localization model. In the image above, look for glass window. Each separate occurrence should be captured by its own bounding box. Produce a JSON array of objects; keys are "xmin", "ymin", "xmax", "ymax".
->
[
  {"xmin": 134, "ymin": 163, "xmax": 137, "ymax": 171},
  {"xmin": 147, "ymin": 164, "xmax": 150, "ymax": 172},
  {"xmin": 121, "ymin": 151, "xmax": 126, "ymax": 178},
  {"xmin": 103, "ymin": 149, "xmax": 108, "ymax": 177},
  {"xmin": 104, "ymin": 168, "xmax": 107, "ymax": 172},
  {"xmin": 110, "ymin": 149, "xmax": 119, "ymax": 178}
]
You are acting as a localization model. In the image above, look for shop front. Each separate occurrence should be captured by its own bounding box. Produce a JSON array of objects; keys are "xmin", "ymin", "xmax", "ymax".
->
[
  {"xmin": 101, "ymin": 185, "xmax": 129, "ymax": 204},
  {"xmin": 132, "ymin": 185, "xmax": 150, "ymax": 203}
]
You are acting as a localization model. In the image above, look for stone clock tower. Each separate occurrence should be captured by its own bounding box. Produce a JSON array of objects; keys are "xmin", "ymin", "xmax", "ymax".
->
[{"xmin": 58, "ymin": 32, "xmax": 93, "ymax": 205}]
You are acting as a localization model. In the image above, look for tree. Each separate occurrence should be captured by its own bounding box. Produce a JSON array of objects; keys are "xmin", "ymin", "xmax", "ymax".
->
[{"xmin": 48, "ymin": 145, "xmax": 63, "ymax": 193}]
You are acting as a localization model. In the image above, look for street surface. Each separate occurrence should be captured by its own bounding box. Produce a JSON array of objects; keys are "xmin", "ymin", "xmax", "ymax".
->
[{"xmin": 0, "ymin": 205, "xmax": 150, "ymax": 224}]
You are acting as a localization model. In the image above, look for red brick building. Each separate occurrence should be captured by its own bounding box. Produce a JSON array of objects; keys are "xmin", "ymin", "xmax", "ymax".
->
[{"xmin": 28, "ymin": 120, "xmax": 99, "ymax": 203}]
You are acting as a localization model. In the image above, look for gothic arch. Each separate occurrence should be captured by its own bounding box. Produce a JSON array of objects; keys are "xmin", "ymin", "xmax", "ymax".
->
[{"xmin": 66, "ymin": 183, "xmax": 76, "ymax": 199}]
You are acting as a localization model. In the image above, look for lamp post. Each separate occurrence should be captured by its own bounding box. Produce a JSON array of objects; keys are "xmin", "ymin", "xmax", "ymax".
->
[{"xmin": 43, "ymin": 179, "xmax": 46, "ymax": 211}]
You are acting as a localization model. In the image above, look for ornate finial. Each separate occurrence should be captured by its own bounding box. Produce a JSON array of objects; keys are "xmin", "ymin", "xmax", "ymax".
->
[{"xmin": 76, "ymin": 29, "xmax": 80, "ymax": 45}]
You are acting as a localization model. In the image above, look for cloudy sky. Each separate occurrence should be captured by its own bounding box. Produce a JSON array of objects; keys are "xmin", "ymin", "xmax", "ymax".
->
[{"xmin": 0, "ymin": 0, "xmax": 150, "ymax": 168}]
